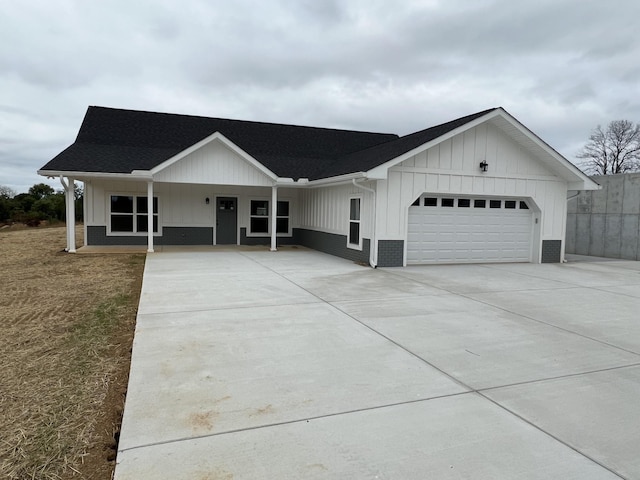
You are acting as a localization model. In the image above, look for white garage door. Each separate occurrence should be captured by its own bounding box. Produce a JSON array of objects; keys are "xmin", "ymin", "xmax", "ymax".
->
[{"xmin": 407, "ymin": 196, "xmax": 533, "ymax": 264}]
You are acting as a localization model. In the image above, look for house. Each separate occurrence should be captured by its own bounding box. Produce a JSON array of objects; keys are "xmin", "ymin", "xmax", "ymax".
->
[{"xmin": 39, "ymin": 106, "xmax": 599, "ymax": 266}]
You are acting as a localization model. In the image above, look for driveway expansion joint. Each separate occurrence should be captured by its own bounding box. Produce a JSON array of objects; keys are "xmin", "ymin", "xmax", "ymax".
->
[
  {"xmin": 242, "ymin": 252, "xmax": 475, "ymax": 391},
  {"xmin": 477, "ymin": 362, "xmax": 640, "ymax": 393},
  {"xmin": 382, "ymin": 269, "xmax": 640, "ymax": 359},
  {"xmin": 118, "ymin": 389, "xmax": 473, "ymax": 454},
  {"xmin": 457, "ymin": 291, "xmax": 640, "ymax": 358},
  {"xmin": 478, "ymin": 392, "xmax": 628, "ymax": 480},
  {"xmin": 137, "ymin": 300, "xmax": 324, "ymax": 317}
]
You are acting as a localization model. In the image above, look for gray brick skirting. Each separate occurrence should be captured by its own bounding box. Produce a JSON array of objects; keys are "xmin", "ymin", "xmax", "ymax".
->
[
  {"xmin": 541, "ymin": 239, "xmax": 562, "ymax": 263},
  {"xmin": 239, "ymin": 228, "xmax": 299, "ymax": 246},
  {"xmin": 87, "ymin": 226, "xmax": 213, "ymax": 246},
  {"xmin": 377, "ymin": 240, "xmax": 404, "ymax": 267},
  {"xmin": 294, "ymin": 228, "xmax": 370, "ymax": 264}
]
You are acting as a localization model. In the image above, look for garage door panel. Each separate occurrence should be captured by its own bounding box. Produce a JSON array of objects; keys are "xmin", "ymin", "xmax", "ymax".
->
[{"xmin": 407, "ymin": 199, "xmax": 533, "ymax": 264}]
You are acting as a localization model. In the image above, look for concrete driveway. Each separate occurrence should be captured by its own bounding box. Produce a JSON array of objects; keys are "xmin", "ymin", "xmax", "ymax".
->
[{"xmin": 114, "ymin": 248, "xmax": 640, "ymax": 479}]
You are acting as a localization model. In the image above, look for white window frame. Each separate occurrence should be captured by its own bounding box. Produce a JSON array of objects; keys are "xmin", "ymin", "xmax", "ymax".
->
[
  {"xmin": 347, "ymin": 196, "xmax": 363, "ymax": 250},
  {"xmin": 108, "ymin": 193, "xmax": 161, "ymax": 236},
  {"xmin": 413, "ymin": 195, "xmax": 532, "ymax": 211},
  {"xmin": 247, "ymin": 198, "xmax": 292, "ymax": 237},
  {"xmin": 275, "ymin": 200, "xmax": 291, "ymax": 236},
  {"xmin": 249, "ymin": 198, "xmax": 270, "ymax": 235}
]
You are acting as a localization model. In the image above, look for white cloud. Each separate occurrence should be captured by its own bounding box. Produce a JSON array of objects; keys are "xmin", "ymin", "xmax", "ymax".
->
[{"xmin": 1, "ymin": 0, "xmax": 640, "ymax": 192}]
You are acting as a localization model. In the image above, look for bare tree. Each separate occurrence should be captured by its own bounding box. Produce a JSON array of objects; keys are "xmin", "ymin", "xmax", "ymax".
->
[
  {"xmin": 0, "ymin": 185, "xmax": 16, "ymax": 198},
  {"xmin": 577, "ymin": 120, "xmax": 640, "ymax": 175}
]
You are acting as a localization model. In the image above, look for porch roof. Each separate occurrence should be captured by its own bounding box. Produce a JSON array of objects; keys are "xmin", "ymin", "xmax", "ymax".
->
[{"xmin": 40, "ymin": 106, "xmax": 399, "ymax": 181}]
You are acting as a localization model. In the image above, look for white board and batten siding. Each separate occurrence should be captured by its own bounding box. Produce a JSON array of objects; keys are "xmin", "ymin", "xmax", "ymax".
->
[
  {"xmin": 377, "ymin": 122, "xmax": 569, "ymax": 264},
  {"xmin": 153, "ymin": 140, "xmax": 273, "ymax": 186},
  {"xmin": 157, "ymin": 184, "xmax": 299, "ymax": 231},
  {"xmin": 84, "ymin": 180, "xmax": 215, "ymax": 228},
  {"xmin": 299, "ymin": 184, "xmax": 373, "ymax": 240},
  {"xmin": 85, "ymin": 180, "xmax": 300, "ymax": 234},
  {"xmin": 84, "ymin": 139, "xmax": 289, "ymax": 234}
]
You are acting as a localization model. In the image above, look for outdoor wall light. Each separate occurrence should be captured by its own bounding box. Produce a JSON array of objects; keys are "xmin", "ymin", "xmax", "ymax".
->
[
  {"xmin": 205, "ymin": 197, "xmax": 210, "ymax": 204},
  {"xmin": 479, "ymin": 160, "xmax": 489, "ymax": 172}
]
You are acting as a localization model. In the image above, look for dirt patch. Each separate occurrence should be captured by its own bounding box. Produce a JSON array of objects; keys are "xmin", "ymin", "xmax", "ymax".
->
[
  {"xmin": 189, "ymin": 411, "xmax": 218, "ymax": 433},
  {"xmin": 249, "ymin": 404, "xmax": 274, "ymax": 417},
  {"xmin": 0, "ymin": 225, "xmax": 144, "ymax": 479}
]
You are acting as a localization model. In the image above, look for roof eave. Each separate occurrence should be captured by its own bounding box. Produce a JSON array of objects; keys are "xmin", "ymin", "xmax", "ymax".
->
[
  {"xmin": 568, "ymin": 180, "xmax": 602, "ymax": 191},
  {"xmin": 38, "ymin": 170, "xmax": 153, "ymax": 181},
  {"xmin": 305, "ymin": 172, "xmax": 368, "ymax": 187}
]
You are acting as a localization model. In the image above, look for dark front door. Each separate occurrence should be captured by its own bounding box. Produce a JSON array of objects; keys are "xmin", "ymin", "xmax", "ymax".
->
[{"xmin": 216, "ymin": 197, "xmax": 237, "ymax": 245}]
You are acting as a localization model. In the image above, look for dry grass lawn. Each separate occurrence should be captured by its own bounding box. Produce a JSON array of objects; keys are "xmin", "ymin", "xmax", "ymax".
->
[{"xmin": 0, "ymin": 225, "xmax": 145, "ymax": 479}]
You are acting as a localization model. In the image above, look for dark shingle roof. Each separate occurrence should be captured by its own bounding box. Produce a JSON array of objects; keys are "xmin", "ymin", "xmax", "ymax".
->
[
  {"xmin": 319, "ymin": 108, "xmax": 497, "ymax": 178},
  {"xmin": 40, "ymin": 106, "xmax": 498, "ymax": 181}
]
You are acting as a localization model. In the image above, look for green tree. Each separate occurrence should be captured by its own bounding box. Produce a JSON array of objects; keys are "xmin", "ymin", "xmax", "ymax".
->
[
  {"xmin": 0, "ymin": 186, "xmax": 16, "ymax": 221},
  {"xmin": 0, "ymin": 183, "xmax": 83, "ymax": 224},
  {"xmin": 13, "ymin": 193, "xmax": 36, "ymax": 213},
  {"xmin": 0, "ymin": 197, "xmax": 11, "ymax": 222},
  {"xmin": 28, "ymin": 183, "xmax": 55, "ymax": 200},
  {"xmin": 32, "ymin": 194, "xmax": 65, "ymax": 221}
]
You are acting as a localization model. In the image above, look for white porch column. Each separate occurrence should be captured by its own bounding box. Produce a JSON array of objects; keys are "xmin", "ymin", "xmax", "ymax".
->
[
  {"xmin": 60, "ymin": 176, "xmax": 76, "ymax": 253},
  {"xmin": 270, "ymin": 185, "xmax": 278, "ymax": 251},
  {"xmin": 82, "ymin": 182, "xmax": 88, "ymax": 247},
  {"xmin": 147, "ymin": 181, "xmax": 154, "ymax": 253},
  {"xmin": 67, "ymin": 178, "xmax": 76, "ymax": 252}
]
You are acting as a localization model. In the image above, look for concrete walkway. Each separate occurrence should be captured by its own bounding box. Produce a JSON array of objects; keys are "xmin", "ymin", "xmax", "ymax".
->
[{"xmin": 114, "ymin": 248, "xmax": 640, "ymax": 479}]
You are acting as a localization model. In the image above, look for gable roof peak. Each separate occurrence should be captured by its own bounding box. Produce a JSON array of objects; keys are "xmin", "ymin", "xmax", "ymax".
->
[{"xmin": 314, "ymin": 107, "xmax": 500, "ymax": 179}]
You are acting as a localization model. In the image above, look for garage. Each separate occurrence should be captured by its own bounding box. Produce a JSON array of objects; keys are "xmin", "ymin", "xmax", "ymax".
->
[{"xmin": 407, "ymin": 196, "xmax": 533, "ymax": 265}]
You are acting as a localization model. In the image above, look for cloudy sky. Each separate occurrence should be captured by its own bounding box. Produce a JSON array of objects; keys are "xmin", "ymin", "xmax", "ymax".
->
[{"xmin": 1, "ymin": 0, "xmax": 639, "ymax": 193}]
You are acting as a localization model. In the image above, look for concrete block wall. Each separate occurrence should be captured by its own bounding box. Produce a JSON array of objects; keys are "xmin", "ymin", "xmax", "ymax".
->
[{"xmin": 566, "ymin": 173, "xmax": 640, "ymax": 260}]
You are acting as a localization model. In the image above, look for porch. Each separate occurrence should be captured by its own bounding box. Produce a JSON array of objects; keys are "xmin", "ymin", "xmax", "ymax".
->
[{"xmin": 75, "ymin": 244, "xmax": 305, "ymax": 254}]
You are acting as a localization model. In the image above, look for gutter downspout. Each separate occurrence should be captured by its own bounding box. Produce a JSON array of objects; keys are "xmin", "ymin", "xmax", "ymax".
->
[
  {"xmin": 352, "ymin": 178, "xmax": 377, "ymax": 268},
  {"xmin": 567, "ymin": 191, "xmax": 580, "ymax": 201}
]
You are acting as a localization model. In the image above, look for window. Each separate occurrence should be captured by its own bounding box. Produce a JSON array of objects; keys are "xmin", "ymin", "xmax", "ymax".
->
[
  {"xmin": 411, "ymin": 197, "xmax": 420, "ymax": 206},
  {"xmin": 519, "ymin": 201, "xmax": 529, "ymax": 210},
  {"xmin": 249, "ymin": 200, "xmax": 291, "ymax": 235},
  {"xmin": 441, "ymin": 198, "xmax": 454, "ymax": 207},
  {"xmin": 276, "ymin": 201, "xmax": 290, "ymax": 234},
  {"xmin": 490, "ymin": 200, "xmax": 502, "ymax": 209},
  {"xmin": 458, "ymin": 198, "xmax": 471, "ymax": 208},
  {"xmin": 474, "ymin": 199, "xmax": 486, "ymax": 208},
  {"xmin": 110, "ymin": 195, "xmax": 158, "ymax": 234},
  {"xmin": 348, "ymin": 197, "xmax": 361, "ymax": 249},
  {"xmin": 505, "ymin": 200, "xmax": 517, "ymax": 209},
  {"xmin": 424, "ymin": 197, "xmax": 438, "ymax": 207},
  {"xmin": 250, "ymin": 200, "xmax": 269, "ymax": 233}
]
